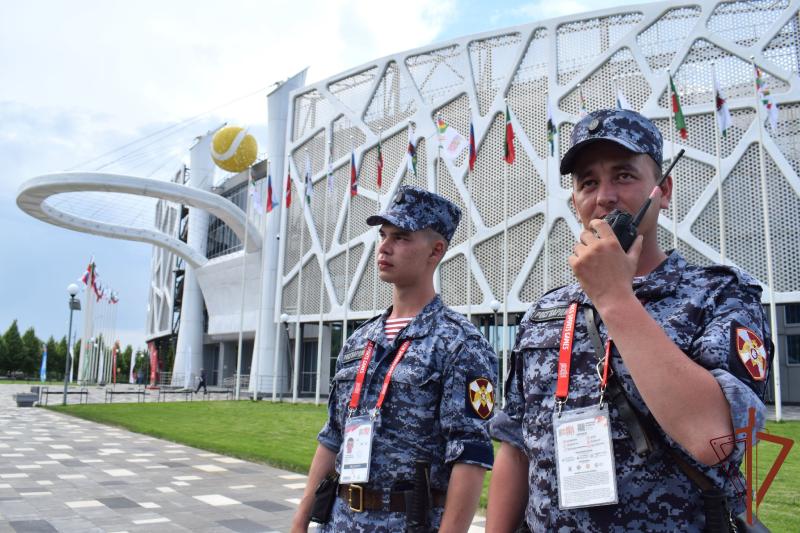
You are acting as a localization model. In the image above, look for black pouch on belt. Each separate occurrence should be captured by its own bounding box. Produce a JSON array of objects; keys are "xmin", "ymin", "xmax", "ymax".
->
[{"xmin": 309, "ymin": 472, "xmax": 339, "ymax": 524}]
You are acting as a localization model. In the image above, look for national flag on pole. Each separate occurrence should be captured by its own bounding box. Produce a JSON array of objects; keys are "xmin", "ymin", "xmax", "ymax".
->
[
  {"xmin": 713, "ymin": 71, "xmax": 732, "ymax": 137},
  {"xmin": 94, "ymin": 281, "xmax": 104, "ymax": 302},
  {"xmin": 304, "ymin": 153, "xmax": 313, "ymax": 205},
  {"xmin": 468, "ymin": 121, "xmax": 477, "ymax": 171},
  {"xmin": 616, "ymin": 90, "xmax": 631, "ymax": 110},
  {"xmin": 504, "ymin": 105, "xmax": 515, "ymax": 164},
  {"xmin": 546, "ymin": 99, "xmax": 556, "ymax": 157},
  {"xmin": 350, "ymin": 150, "xmax": 358, "ymax": 196},
  {"xmin": 578, "ymin": 84, "xmax": 589, "ymax": 118},
  {"xmin": 109, "ymin": 291, "xmax": 119, "ymax": 304},
  {"xmin": 327, "ymin": 132, "xmax": 335, "ymax": 194},
  {"xmin": 266, "ymin": 172, "xmax": 275, "ymax": 213},
  {"xmin": 669, "ymin": 74, "xmax": 688, "ymax": 139},
  {"xmin": 39, "ymin": 344, "xmax": 47, "ymax": 383},
  {"xmin": 755, "ymin": 65, "xmax": 779, "ymax": 130},
  {"xmin": 407, "ymin": 125, "xmax": 417, "ymax": 176},
  {"xmin": 376, "ymin": 137, "xmax": 384, "ymax": 189},
  {"xmin": 285, "ymin": 167, "xmax": 292, "ymax": 207},
  {"xmin": 436, "ymin": 115, "xmax": 466, "ymax": 161},
  {"xmin": 248, "ymin": 170, "xmax": 263, "ymax": 213}
]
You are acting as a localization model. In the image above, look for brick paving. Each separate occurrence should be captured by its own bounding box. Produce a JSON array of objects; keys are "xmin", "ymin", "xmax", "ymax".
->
[{"xmin": 0, "ymin": 385, "xmax": 488, "ymax": 532}]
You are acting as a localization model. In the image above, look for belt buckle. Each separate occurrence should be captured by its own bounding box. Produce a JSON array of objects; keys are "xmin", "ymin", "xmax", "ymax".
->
[{"xmin": 348, "ymin": 484, "xmax": 364, "ymax": 513}]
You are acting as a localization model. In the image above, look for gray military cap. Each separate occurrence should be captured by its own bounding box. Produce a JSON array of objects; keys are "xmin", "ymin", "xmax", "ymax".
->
[
  {"xmin": 366, "ymin": 185, "xmax": 461, "ymax": 242},
  {"xmin": 560, "ymin": 109, "xmax": 663, "ymax": 175}
]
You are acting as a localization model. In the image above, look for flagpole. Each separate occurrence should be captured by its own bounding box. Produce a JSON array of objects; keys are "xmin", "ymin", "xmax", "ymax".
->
[
  {"xmin": 502, "ymin": 100, "xmax": 510, "ymax": 401},
  {"xmin": 435, "ymin": 117, "xmax": 443, "ymax": 294},
  {"xmin": 234, "ymin": 168, "xmax": 253, "ymax": 400},
  {"xmin": 252, "ymin": 159, "xmax": 269, "ymax": 397},
  {"xmin": 712, "ymin": 66, "xmax": 727, "ymax": 264},
  {"xmin": 543, "ymin": 98, "xmax": 551, "ymax": 294},
  {"xmin": 292, "ymin": 150, "xmax": 309, "ymax": 403},
  {"xmin": 667, "ymin": 71, "xmax": 679, "ymax": 251},
  {"xmin": 272, "ymin": 156, "xmax": 291, "ymax": 401},
  {"xmin": 343, "ymin": 136, "xmax": 353, "ymax": 341},
  {"xmin": 466, "ymin": 115, "xmax": 474, "ymax": 322},
  {"xmin": 751, "ymin": 56, "xmax": 782, "ymax": 422},
  {"xmin": 371, "ymin": 129, "xmax": 382, "ymax": 317},
  {"xmin": 315, "ymin": 144, "xmax": 331, "ymax": 406}
]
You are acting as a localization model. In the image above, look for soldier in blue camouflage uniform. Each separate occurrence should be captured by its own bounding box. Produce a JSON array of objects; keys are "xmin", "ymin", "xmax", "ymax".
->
[
  {"xmin": 487, "ymin": 109, "xmax": 772, "ymax": 532},
  {"xmin": 292, "ymin": 186, "xmax": 498, "ymax": 533}
]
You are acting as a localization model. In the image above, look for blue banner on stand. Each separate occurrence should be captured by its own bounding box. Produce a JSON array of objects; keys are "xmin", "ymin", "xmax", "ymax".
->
[{"xmin": 39, "ymin": 345, "xmax": 47, "ymax": 383}]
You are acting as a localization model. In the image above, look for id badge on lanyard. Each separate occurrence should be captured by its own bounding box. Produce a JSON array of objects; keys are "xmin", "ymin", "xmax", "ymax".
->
[
  {"xmin": 340, "ymin": 415, "xmax": 374, "ymax": 484},
  {"xmin": 553, "ymin": 302, "xmax": 618, "ymax": 509},
  {"xmin": 339, "ymin": 339, "xmax": 412, "ymax": 484}
]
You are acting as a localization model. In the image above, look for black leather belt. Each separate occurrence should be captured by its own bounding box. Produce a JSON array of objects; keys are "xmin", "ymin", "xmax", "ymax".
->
[{"xmin": 337, "ymin": 483, "xmax": 446, "ymax": 512}]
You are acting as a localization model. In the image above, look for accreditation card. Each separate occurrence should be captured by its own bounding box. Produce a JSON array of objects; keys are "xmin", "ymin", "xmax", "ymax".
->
[
  {"xmin": 339, "ymin": 415, "xmax": 374, "ymax": 484},
  {"xmin": 553, "ymin": 405, "xmax": 618, "ymax": 509}
]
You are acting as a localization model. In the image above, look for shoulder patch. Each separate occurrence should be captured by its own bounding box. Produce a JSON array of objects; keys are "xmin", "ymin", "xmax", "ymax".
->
[
  {"xmin": 466, "ymin": 376, "xmax": 495, "ymax": 419},
  {"xmin": 531, "ymin": 305, "xmax": 570, "ymax": 322},
  {"xmin": 731, "ymin": 321, "xmax": 768, "ymax": 382}
]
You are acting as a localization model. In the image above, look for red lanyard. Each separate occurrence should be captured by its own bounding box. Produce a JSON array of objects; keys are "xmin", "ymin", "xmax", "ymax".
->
[
  {"xmin": 348, "ymin": 339, "xmax": 412, "ymax": 413},
  {"xmin": 555, "ymin": 302, "xmax": 579, "ymax": 403},
  {"xmin": 554, "ymin": 303, "xmax": 612, "ymax": 409}
]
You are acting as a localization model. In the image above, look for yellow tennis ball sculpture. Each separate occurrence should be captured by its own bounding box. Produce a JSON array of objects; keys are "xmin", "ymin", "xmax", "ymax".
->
[{"xmin": 211, "ymin": 126, "xmax": 258, "ymax": 172}]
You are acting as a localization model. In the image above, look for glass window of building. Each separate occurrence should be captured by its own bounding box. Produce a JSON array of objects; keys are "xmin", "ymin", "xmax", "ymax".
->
[
  {"xmin": 787, "ymin": 335, "xmax": 800, "ymax": 365},
  {"xmin": 785, "ymin": 304, "xmax": 800, "ymax": 325}
]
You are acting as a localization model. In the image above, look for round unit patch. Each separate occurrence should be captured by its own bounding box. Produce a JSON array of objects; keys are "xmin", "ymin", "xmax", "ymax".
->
[{"xmin": 468, "ymin": 377, "xmax": 495, "ymax": 419}]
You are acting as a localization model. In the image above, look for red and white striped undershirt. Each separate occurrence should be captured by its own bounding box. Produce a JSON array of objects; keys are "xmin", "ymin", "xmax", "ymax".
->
[{"xmin": 384, "ymin": 317, "xmax": 413, "ymax": 343}]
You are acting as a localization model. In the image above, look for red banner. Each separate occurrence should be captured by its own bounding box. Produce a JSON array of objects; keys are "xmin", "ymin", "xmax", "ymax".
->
[{"xmin": 148, "ymin": 341, "xmax": 158, "ymax": 386}]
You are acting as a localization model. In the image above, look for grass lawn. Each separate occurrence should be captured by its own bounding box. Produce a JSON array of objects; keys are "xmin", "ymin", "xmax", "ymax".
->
[
  {"xmin": 51, "ymin": 402, "xmax": 798, "ymax": 529},
  {"xmin": 0, "ymin": 380, "xmax": 68, "ymax": 385}
]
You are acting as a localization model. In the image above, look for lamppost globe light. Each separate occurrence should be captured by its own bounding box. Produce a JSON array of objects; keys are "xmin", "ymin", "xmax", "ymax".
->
[
  {"xmin": 489, "ymin": 299, "xmax": 501, "ymax": 312},
  {"xmin": 67, "ymin": 283, "xmax": 79, "ymax": 297},
  {"xmin": 280, "ymin": 313, "xmax": 289, "ymax": 322}
]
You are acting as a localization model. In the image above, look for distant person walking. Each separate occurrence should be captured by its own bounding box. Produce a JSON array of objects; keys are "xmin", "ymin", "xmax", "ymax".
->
[{"xmin": 195, "ymin": 368, "xmax": 208, "ymax": 394}]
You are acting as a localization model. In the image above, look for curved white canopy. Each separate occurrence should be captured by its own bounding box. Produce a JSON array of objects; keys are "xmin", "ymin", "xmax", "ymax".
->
[{"xmin": 16, "ymin": 172, "xmax": 262, "ymax": 269}]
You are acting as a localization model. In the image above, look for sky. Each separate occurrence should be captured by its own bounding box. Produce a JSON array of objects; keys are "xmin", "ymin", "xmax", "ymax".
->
[{"xmin": 0, "ymin": 0, "xmax": 657, "ymax": 351}]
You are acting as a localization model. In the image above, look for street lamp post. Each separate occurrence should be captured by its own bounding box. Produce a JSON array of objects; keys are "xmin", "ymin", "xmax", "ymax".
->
[{"xmin": 64, "ymin": 284, "xmax": 81, "ymax": 406}]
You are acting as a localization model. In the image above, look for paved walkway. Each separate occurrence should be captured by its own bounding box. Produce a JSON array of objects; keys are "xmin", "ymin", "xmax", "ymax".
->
[{"xmin": 0, "ymin": 385, "xmax": 487, "ymax": 533}]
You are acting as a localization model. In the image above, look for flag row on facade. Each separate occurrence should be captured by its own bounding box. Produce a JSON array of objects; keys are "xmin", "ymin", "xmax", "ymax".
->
[{"xmin": 272, "ymin": 65, "xmax": 780, "ymax": 210}]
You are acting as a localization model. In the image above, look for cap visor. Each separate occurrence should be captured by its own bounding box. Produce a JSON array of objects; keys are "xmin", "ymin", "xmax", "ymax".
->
[
  {"xmin": 365, "ymin": 214, "xmax": 418, "ymax": 233},
  {"xmin": 559, "ymin": 137, "xmax": 648, "ymax": 175}
]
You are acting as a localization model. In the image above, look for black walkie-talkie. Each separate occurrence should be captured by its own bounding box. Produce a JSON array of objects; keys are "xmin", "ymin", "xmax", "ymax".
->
[{"xmin": 604, "ymin": 149, "xmax": 685, "ymax": 251}]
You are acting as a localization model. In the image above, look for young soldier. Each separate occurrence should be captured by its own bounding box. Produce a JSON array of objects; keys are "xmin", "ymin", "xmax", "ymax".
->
[
  {"xmin": 487, "ymin": 109, "xmax": 771, "ymax": 531},
  {"xmin": 292, "ymin": 186, "xmax": 498, "ymax": 532}
]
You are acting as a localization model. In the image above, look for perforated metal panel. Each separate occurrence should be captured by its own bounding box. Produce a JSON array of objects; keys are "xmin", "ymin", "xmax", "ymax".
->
[
  {"xmin": 556, "ymin": 12, "xmax": 643, "ymax": 85},
  {"xmin": 707, "ymin": 1, "xmax": 791, "ymax": 47},
  {"xmin": 407, "ymin": 45, "xmax": 467, "ymax": 106},
  {"xmin": 763, "ymin": 10, "xmax": 800, "ymax": 73},
  {"xmin": 352, "ymin": 245, "xmax": 392, "ymax": 312},
  {"xmin": 364, "ymin": 62, "xmax": 418, "ymax": 134},
  {"xmin": 440, "ymin": 253, "xmax": 483, "ymax": 307},
  {"xmin": 281, "ymin": 0, "xmax": 800, "ymax": 323},
  {"xmin": 469, "ymin": 33, "xmax": 523, "ymax": 116},
  {"xmin": 637, "ymin": 7, "xmax": 703, "ymax": 73},
  {"xmin": 328, "ymin": 67, "xmax": 379, "ymax": 114}
]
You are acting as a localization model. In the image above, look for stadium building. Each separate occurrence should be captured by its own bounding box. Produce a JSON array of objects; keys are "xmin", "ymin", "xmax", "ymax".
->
[{"xmin": 17, "ymin": 0, "xmax": 800, "ymax": 409}]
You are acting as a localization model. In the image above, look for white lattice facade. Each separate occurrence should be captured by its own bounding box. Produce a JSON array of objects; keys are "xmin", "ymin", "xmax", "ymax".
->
[
  {"xmin": 278, "ymin": 0, "xmax": 800, "ymax": 323},
  {"xmin": 146, "ymin": 167, "xmax": 185, "ymax": 340}
]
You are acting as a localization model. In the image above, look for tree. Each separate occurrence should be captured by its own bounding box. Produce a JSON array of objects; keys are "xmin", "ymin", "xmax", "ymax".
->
[
  {"xmin": 119, "ymin": 344, "xmax": 133, "ymax": 380},
  {"xmin": 46, "ymin": 336, "xmax": 60, "ymax": 380},
  {"xmin": 3, "ymin": 321, "xmax": 24, "ymax": 375},
  {"xmin": 71, "ymin": 338, "xmax": 81, "ymax": 380},
  {"xmin": 57, "ymin": 336, "xmax": 68, "ymax": 379},
  {"xmin": 21, "ymin": 327, "xmax": 42, "ymax": 376},
  {"xmin": 0, "ymin": 334, "xmax": 6, "ymax": 374}
]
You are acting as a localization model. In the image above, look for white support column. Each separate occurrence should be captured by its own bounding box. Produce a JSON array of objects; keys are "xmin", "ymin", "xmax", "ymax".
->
[
  {"xmin": 251, "ymin": 69, "xmax": 307, "ymax": 396},
  {"xmin": 172, "ymin": 132, "xmax": 216, "ymax": 386}
]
